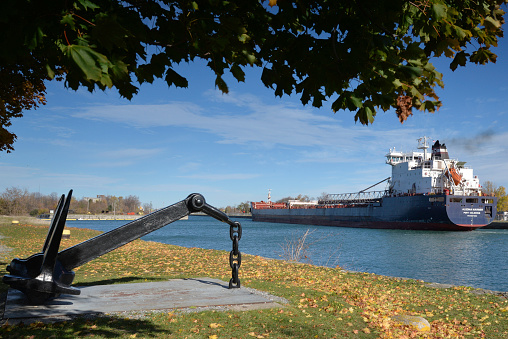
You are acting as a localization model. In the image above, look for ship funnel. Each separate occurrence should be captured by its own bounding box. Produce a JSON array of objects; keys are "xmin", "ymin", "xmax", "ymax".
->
[{"xmin": 432, "ymin": 140, "xmax": 449, "ymax": 160}]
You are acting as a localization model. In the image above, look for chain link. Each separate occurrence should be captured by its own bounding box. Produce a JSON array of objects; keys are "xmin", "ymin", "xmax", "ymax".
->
[{"xmin": 228, "ymin": 221, "xmax": 242, "ymax": 288}]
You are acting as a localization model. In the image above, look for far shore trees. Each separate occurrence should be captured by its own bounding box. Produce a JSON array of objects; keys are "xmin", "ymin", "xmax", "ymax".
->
[
  {"xmin": 483, "ymin": 180, "xmax": 508, "ymax": 212},
  {"xmin": 1, "ymin": 0, "xmax": 507, "ymax": 152},
  {"xmin": 0, "ymin": 187, "xmax": 142, "ymax": 216},
  {"xmin": 223, "ymin": 201, "xmax": 251, "ymax": 214}
]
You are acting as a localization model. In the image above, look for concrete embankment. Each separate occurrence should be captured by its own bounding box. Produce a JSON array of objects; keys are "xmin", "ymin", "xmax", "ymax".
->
[
  {"xmin": 66, "ymin": 214, "xmax": 190, "ymax": 221},
  {"xmin": 66, "ymin": 214, "xmax": 142, "ymax": 221},
  {"xmin": 65, "ymin": 212, "xmax": 251, "ymax": 221},
  {"xmin": 483, "ymin": 221, "xmax": 508, "ymax": 229}
]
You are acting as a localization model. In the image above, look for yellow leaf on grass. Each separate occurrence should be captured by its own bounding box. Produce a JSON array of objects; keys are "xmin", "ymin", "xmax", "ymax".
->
[
  {"xmin": 209, "ymin": 335, "xmax": 218, "ymax": 339},
  {"xmin": 209, "ymin": 323, "xmax": 222, "ymax": 328}
]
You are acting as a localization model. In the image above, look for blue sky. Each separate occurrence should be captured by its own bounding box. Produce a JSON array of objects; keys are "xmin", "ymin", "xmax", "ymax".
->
[{"xmin": 2, "ymin": 35, "xmax": 508, "ymax": 209}]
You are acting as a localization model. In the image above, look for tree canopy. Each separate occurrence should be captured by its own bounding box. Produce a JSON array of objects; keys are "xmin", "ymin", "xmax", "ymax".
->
[
  {"xmin": 1, "ymin": 0, "xmax": 507, "ymax": 152},
  {"xmin": 483, "ymin": 181, "xmax": 508, "ymax": 211}
]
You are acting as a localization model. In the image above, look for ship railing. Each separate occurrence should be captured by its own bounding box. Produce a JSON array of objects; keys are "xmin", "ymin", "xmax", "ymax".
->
[{"xmin": 319, "ymin": 191, "xmax": 387, "ymax": 205}]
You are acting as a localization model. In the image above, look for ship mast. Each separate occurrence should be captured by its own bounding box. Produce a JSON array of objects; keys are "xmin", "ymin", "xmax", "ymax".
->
[{"xmin": 417, "ymin": 136, "xmax": 430, "ymax": 161}]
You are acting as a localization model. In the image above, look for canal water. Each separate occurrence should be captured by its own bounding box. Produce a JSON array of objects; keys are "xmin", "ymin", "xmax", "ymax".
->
[{"xmin": 67, "ymin": 216, "xmax": 508, "ymax": 292}]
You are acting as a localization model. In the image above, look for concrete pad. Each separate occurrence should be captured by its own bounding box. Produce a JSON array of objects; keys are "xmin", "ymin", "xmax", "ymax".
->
[{"xmin": 4, "ymin": 277, "xmax": 285, "ymax": 322}]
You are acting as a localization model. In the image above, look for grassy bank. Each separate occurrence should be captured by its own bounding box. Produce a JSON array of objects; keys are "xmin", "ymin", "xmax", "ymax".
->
[{"xmin": 0, "ymin": 218, "xmax": 507, "ymax": 338}]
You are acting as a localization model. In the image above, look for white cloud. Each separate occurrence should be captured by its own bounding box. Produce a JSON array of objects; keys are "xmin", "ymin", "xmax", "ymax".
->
[
  {"xmin": 85, "ymin": 148, "xmax": 165, "ymax": 168},
  {"xmin": 71, "ymin": 91, "xmax": 420, "ymax": 154},
  {"xmin": 0, "ymin": 163, "xmax": 119, "ymax": 193},
  {"xmin": 73, "ymin": 102, "xmax": 203, "ymax": 128},
  {"xmin": 0, "ymin": 164, "xmax": 40, "ymax": 182}
]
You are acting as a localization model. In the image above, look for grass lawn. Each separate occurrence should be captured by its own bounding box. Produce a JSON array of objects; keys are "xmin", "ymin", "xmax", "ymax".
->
[{"xmin": 0, "ymin": 217, "xmax": 507, "ymax": 338}]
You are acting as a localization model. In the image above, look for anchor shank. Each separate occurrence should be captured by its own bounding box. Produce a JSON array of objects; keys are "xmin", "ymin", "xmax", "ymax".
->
[{"xmin": 58, "ymin": 199, "xmax": 191, "ymax": 270}]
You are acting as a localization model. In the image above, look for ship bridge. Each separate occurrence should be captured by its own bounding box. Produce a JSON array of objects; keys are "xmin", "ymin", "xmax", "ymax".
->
[{"xmin": 386, "ymin": 137, "xmax": 482, "ymax": 196}]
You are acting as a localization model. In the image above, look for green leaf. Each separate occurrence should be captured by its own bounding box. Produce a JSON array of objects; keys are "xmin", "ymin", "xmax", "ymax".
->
[
  {"xmin": 230, "ymin": 64, "xmax": 245, "ymax": 82},
  {"xmin": 242, "ymin": 50, "xmax": 257, "ymax": 65},
  {"xmin": 261, "ymin": 68, "xmax": 274, "ymax": 87},
  {"xmin": 470, "ymin": 48, "xmax": 497, "ymax": 64},
  {"xmin": 453, "ymin": 25, "xmax": 471, "ymax": 40},
  {"xmin": 409, "ymin": 86, "xmax": 423, "ymax": 100},
  {"xmin": 332, "ymin": 92, "xmax": 364, "ymax": 112},
  {"xmin": 215, "ymin": 75, "xmax": 229, "ymax": 93},
  {"xmin": 46, "ymin": 64, "xmax": 55, "ymax": 79},
  {"xmin": 355, "ymin": 106, "xmax": 376, "ymax": 125},
  {"xmin": 64, "ymin": 45, "xmax": 103, "ymax": 81},
  {"xmin": 349, "ymin": 94, "xmax": 363, "ymax": 109},
  {"xmin": 431, "ymin": 3, "xmax": 447, "ymax": 21},
  {"xmin": 399, "ymin": 65, "xmax": 423, "ymax": 79},
  {"xmin": 165, "ymin": 68, "xmax": 188, "ymax": 88},
  {"xmin": 365, "ymin": 106, "xmax": 375, "ymax": 124},
  {"xmin": 238, "ymin": 33, "xmax": 250, "ymax": 43},
  {"xmin": 421, "ymin": 100, "xmax": 439, "ymax": 112},
  {"xmin": 100, "ymin": 73, "xmax": 113, "ymax": 88},
  {"xmin": 449, "ymin": 51, "xmax": 468, "ymax": 71},
  {"xmin": 93, "ymin": 14, "xmax": 129, "ymax": 51},
  {"xmin": 407, "ymin": 59, "xmax": 423, "ymax": 67},
  {"xmin": 60, "ymin": 14, "xmax": 76, "ymax": 29},
  {"xmin": 27, "ymin": 27, "xmax": 45, "ymax": 50},
  {"xmin": 392, "ymin": 79, "xmax": 403, "ymax": 88},
  {"xmin": 423, "ymin": 62, "xmax": 436, "ymax": 73},
  {"xmin": 77, "ymin": 0, "xmax": 100, "ymax": 10},
  {"xmin": 484, "ymin": 16, "xmax": 501, "ymax": 30},
  {"xmin": 110, "ymin": 59, "xmax": 129, "ymax": 81}
]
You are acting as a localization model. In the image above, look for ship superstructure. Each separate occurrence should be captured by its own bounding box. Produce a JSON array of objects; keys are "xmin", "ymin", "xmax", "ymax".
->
[
  {"xmin": 251, "ymin": 137, "xmax": 497, "ymax": 231},
  {"xmin": 386, "ymin": 137, "xmax": 481, "ymax": 197}
]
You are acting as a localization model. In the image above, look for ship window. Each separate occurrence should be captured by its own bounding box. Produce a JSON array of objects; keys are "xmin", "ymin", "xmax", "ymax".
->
[
  {"xmin": 485, "ymin": 206, "xmax": 493, "ymax": 218},
  {"xmin": 466, "ymin": 198, "xmax": 478, "ymax": 204},
  {"xmin": 482, "ymin": 198, "xmax": 494, "ymax": 204},
  {"xmin": 450, "ymin": 198, "xmax": 462, "ymax": 203}
]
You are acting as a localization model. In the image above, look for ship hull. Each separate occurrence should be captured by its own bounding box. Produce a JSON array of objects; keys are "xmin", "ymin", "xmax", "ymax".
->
[{"xmin": 251, "ymin": 194, "xmax": 496, "ymax": 231}]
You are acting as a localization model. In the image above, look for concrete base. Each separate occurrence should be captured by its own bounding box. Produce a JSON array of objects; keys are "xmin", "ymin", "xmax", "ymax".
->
[{"xmin": 3, "ymin": 278, "xmax": 285, "ymax": 323}]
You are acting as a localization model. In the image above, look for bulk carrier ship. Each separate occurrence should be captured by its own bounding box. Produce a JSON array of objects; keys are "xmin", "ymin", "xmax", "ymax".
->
[{"xmin": 251, "ymin": 137, "xmax": 497, "ymax": 231}]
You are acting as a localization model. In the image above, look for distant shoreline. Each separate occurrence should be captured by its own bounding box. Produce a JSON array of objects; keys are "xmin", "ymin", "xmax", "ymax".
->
[
  {"xmin": 484, "ymin": 220, "xmax": 508, "ymax": 229},
  {"xmin": 64, "ymin": 214, "xmax": 142, "ymax": 221},
  {"xmin": 41, "ymin": 213, "xmax": 252, "ymax": 221}
]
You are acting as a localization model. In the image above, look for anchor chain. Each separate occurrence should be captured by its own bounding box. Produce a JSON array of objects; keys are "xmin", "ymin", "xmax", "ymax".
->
[{"xmin": 229, "ymin": 221, "xmax": 242, "ymax": 288}]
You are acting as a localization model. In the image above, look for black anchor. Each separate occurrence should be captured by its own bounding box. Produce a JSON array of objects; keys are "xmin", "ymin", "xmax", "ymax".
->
[{"xmin": 3, "ymin": 190, "xmax": 242, "ymax": 304}]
